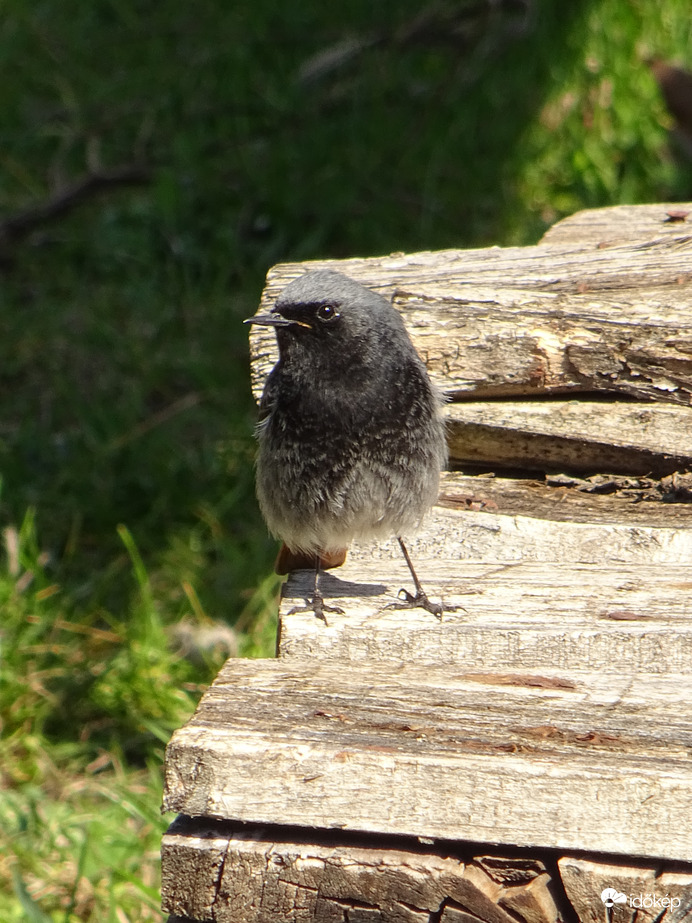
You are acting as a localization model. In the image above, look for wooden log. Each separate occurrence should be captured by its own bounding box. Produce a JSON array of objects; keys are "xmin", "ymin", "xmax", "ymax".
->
[
  {"xmin": 248, "ymin": 204, "xmax": 692, "ymax": 406},
  {"xmin": 163, "ymin": 659, "xmax": 692, "ymax": 862},
  {"xmin": 558, "ymin": 856, "xmax": 692, "ymax": 923},
  {"xmin": 281, "ymin": 473, "xmax": 692, "ymax": 573},
  {"xmin": 444, "ymin": 400, "xmax": 692, "ymax": 474},
  {"xmin": 539, "ymin": 202, "xmax": 692, "ymax": 247},
  {"xmin": 273, "ymin": 470, "xmax": 692, "ymax": 670},
  {"xmin": 277, "ymin": 562, "xmax": 692, "ymax": 673},
  {"xmin": 161, "ymin": 818, "xmax": 559, "ymax": 923},
  {"xmin": 435, "ymin": 472, "xmax": 692, "ymax": 527}
]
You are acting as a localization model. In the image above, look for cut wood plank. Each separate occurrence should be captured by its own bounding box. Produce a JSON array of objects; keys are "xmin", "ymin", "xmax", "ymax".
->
[
  {"xmin": 539, "ymin": 202, "xmax": 692, "ymax": 248},
  {"xmin": 444, "ymin": 400, "xmax": 692, "ymax": 474},
  {"xmin": 161, "ymin": 818, "xmax": 559, "ymax": 923},
  {"xmin": 274, "ymin": 469, "xmax": 692, "ymax": 669},
  {"xmin": 312, "ymin": 488, "xmax": 692, "ymax": 570},
  {"xmin": 248, "ymin": 223, "xmax": 692, "ymax": 405},
  {"xmin": 277, "ymin": 560, "xmax": 692, "ymax": 672},
  {"xmin": 276, "ymin": 471, "xmax": 692, "ymax": 667},
  {"xmin": 163, "ymin": 659, "xmax": 692, "ymax": 862},
  {"xmin": 558, "ymin": 856, "xmax": 692, "ymax": 923},
  {"xmin": 435, "ymin": 473, "xmax": 692, "ymax": 527}
]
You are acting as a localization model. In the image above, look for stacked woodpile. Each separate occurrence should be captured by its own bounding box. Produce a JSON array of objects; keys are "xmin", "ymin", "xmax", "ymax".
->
[{"xmin": 162, "ymin": 203, "xmax": 692, "ymax": 923}]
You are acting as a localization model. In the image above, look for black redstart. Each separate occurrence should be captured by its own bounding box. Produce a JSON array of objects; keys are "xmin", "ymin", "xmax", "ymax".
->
[{"xmin": 245, "ymin": 269, "xmax": 447, "ymax": 621}]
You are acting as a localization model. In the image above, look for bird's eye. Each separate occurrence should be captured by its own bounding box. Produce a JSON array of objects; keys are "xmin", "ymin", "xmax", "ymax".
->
[{"xmin": 316, "ymin": 303, "xmax": 340, "ymax": 323}]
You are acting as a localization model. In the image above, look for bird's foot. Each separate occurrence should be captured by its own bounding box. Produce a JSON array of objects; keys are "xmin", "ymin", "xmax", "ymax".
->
[
  {"xmin": 287, "ymin": 593, "xmax": 344, "ymax": 626},
  {"xmin": 387, "ymin": 588, "xmax": 458, "ymax": 620}
]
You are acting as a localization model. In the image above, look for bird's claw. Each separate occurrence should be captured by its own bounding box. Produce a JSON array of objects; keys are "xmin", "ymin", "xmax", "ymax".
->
[
  {"xmin": 287, "ymin": 594, "xmax": 344, "ymax": 626},
  {"xmin": 386, "ymin": 587, "xmax": 456, "ymax": 619}
]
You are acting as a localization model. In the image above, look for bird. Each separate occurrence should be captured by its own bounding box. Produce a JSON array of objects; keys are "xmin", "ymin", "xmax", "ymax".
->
[{"xmin": 244, "ymin": 269, "xmax": 448, "ymax": 622}]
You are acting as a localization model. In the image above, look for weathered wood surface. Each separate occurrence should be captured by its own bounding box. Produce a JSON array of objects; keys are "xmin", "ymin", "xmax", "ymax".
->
[
  {"xmin": 558, "ymin": 856, "xmax": 692, "ymax": 923},
  {"xmin": 162, "ymin": 826, "xmax": 692, "ymax": 923},
  {"xmin": 163, "ymin": 658, "xmax": 692, "ymax": 862},
  {"xmin": 162, "ymin": 819, "xmax": 560, "ymax": 923},
  {"xmin": 278, "ymin": 565, "xmax": 692, "ymax": 673},
  {"xmin": 436, "ymin": 472, "xmax": 692, "ymax": 525},
  {"xmin": 276, "ymin": 470, "xmax": 692, "ymax": 669},
  {"xmin": 444, "ymin": 400, "xmax": 692, "ymax": 474},
  {"xmin": 248, "ymin": 202, "xmax": 692, "ymax": 406},
  {"xmin": 539, "ymin": 201, "xmax": 692, "ymax": 247}
]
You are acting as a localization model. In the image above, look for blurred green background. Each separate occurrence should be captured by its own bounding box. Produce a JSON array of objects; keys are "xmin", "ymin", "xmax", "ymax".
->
[{"xmin": 1, "ymin": 0, "xmax": 690, "ymax": 919}]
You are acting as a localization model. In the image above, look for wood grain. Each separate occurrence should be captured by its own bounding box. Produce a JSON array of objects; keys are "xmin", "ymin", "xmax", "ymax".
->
[
  {"xmin": 277, "ymin": 562, "xmax": 692, "ymax": 673},
  {"xmin": 436, "ymin": 472, "xmax": 692, "ymax": 526},
  {"xmin": 539, "ymin": 202, "xmax": 692, "ymax": 247},
  {"xmin": 163, "ymin": 659, "xmax": 692, "ymax": 862},
  {"xmin": 248, "ymin": 204, "xmax": 692, "ymax": 407},
  {"xmin": 558, "ymin": 856, "xmax": 692, "ymax": 923},
  {"xmin": 162, "ymin": 819, "xmax": 559, "ymax": 923},
  {"xmin": 444, "ymin": 400, "xmax": 692, "ymax": 474},
  {"xmin": 276, "ymin": 469, "xmax": 692, "ymax": 670}
]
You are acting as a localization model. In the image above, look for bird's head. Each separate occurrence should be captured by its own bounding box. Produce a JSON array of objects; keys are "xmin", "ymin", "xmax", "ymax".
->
[{"xmin": 244, "ymin": 270, "xmax": 407, "ymax": 372}]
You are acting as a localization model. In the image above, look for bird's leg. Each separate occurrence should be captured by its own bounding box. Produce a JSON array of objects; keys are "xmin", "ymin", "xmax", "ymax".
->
[
  {"xmin": 287, "ymin": 554, "xmax": 344, "ymax": 624},
  {"xmin": 311, "ymin": 556, "xmax": 329, "ymax": 625},
  {"xmin": 392, "ymin": 537, "xmax": 444, "ymax": 618}
]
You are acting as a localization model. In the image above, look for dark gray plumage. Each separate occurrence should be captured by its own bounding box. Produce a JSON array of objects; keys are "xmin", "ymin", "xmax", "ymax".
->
[{"xmin": 246, "ymin": 269, "xmax": 447, "ymax": 617}]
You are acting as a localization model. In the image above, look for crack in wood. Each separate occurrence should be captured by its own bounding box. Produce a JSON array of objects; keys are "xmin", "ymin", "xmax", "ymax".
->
[{"xmin": 209, "ymin": 836, "xmax": 234, "ymax": 916}]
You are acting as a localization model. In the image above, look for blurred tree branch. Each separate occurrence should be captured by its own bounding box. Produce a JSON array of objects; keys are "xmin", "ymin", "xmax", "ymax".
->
[{"xmin": 0, "ymin": 163, "xmax": 151, "ymax": 250}]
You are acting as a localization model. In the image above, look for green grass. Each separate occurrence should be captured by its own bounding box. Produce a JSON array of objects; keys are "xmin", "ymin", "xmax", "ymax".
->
[
  {"xmin": 0, "ymin": 511, "xmax": 277, "ymax": 920},
  {"xmin": 1, "ymin": 0, "xmax": 690, "ymax": 919}
]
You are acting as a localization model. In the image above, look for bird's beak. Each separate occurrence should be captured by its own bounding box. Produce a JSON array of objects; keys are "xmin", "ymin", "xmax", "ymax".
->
[
  {"xmin": 244, "ymin": 312, "xmax": 293, "ymax": 327},
  {"xmin": 244, "ymin": 312, "xmax": 311, "ymax": 329}
]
